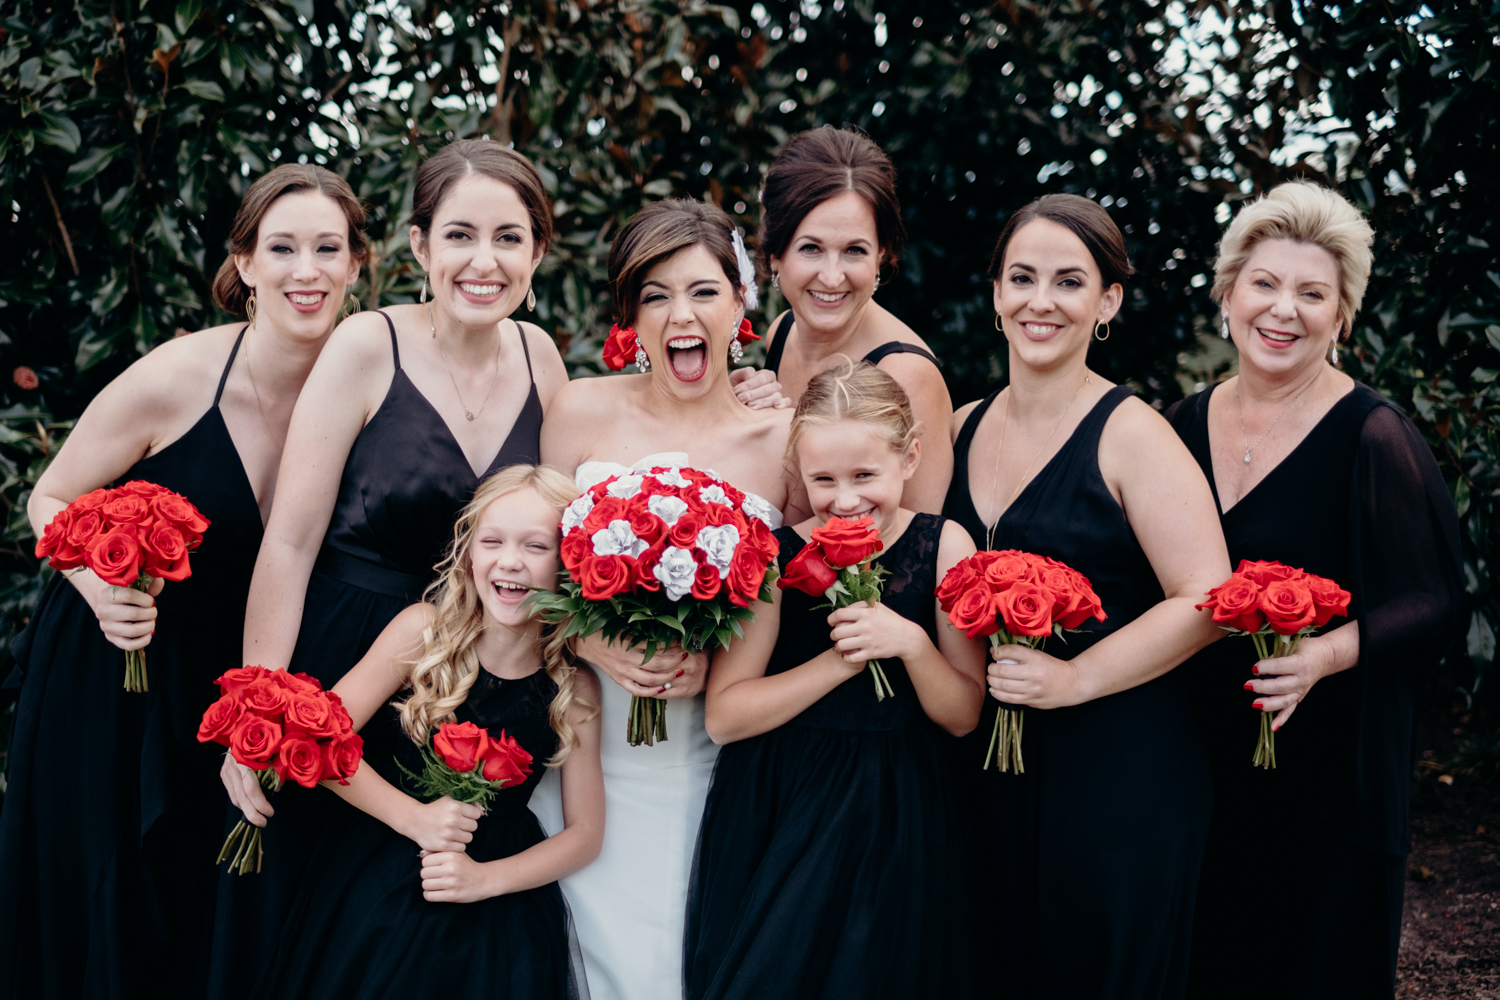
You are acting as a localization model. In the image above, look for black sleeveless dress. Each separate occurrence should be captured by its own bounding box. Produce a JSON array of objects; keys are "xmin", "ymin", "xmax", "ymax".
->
[
  {"xmin": 762, "ymin": 312, "xmax": 941, "ymax": 375},
  {"xmin": 684, "ymin": 514, "xmax": 980, "ymax": 1000},
  {"xmin": 0, "ymin": 329, "xmax": 265, "ymax": 1000},
  {"xmin": 1168, "ymin": 384, "xmax": 1463, "ymax": 999},
  {"xmin": 942, "ymin": 386, "xmax": 1212, "ymax": 1000},
  {"xmin": 253, "ymin": 668, "xmax": 586, "ymax": 999},
  {"xmin": 207, "ymin": 313, "xmax": 543, "ymax": 1000}
]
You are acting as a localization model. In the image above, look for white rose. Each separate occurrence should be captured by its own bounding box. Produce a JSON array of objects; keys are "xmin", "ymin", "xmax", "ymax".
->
[
  {"xmin": 561, "ymin": 494, "xmax": 595, "ymax": 533},
  {"xmin": 698, "ymin": 484, "xmax": 731, "ymax": 507},
  {"xmin": 652, "ymin": 469, "xmax": 692, "ymax": 489},
  {"xmin": 653, "ymin": 546, "xmax": 698, "ymax": 602},
  {"xmin": 607, "ymin": 474, "xmax": 644, "ymax": 499},
  {"xmin": 739, "ymin": 492, "xmax": 776, "ymax": 528},
  {"xmin": 648, "ymin": 494, "xmax": 690, "ymax": 526},
  {"xmin": 592, "ymin": 519, "xmax": 648, "ymax": 558},
  {"xmin": 696, "ymin": 524, "xmax": 741, "ymax": 579}
]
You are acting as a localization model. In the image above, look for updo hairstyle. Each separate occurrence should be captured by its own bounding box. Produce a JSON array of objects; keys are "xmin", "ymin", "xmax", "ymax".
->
[
  {"xmin": 607, "ymin": 199, "xmax": 743, "ymax": 328},
  {"xmin": 1211, "ymin": 181, "xmax": 1374, "ymax": 341},
  {"xmin": 788, "ymin": 361, "xmax": 920, "ymax": 460},
  {"xmin": 410, "ymin": 139, "xmax": 553, "ymax": 259},
  {"xmin": 987, "ymin": 193, "xmax": 1134, "ymax": 288},
  {"xmin": 211, "ymin": 164, "xmax": 368, "ymax": 316}
]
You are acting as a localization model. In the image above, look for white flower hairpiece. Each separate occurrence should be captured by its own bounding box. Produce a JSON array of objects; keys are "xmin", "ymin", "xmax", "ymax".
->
[{"xmin": 730, "ymin": 228, "xmax": 758, "ymax": 311}]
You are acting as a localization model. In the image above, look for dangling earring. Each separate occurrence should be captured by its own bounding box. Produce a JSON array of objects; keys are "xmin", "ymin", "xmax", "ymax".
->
[
  {"xmin": 1330, "ymin": 340, "xmax": 1339, "ymax": 365},
  {"xmin": 526, "ymin": 286, "xmax": 537, "ymax": 311},
  {"xmin": 245, "ymin": 289, "xmax": 258, "ymax": 328},
  {"xmin": 771, "ymin": 271, "xmax": 781, "ymax": 292},
  {"xmin": 340, "ymin": 293, "xmax": 360, "ymax": 321},
  {"xmin": 994, "ymin": 314, "xmax": 1003, "ymax": 332},
  {"xmin": 634, "ymin": 346, "xmax": 651, "ymax": 372},
  {"xmin": 1094, "ymin": 322, "xmax": 1110, "ymax": 342},
  {"xmin": 1221, "ymin": 319, "xmax": 1230, "ymax": 340},
  {"xmin": 729, "ymin": 339, "xmax": 744, "ymax": 364},
  {"xmin": 420, "ymin": 276, "xmax": 429, "ymax": 304}
]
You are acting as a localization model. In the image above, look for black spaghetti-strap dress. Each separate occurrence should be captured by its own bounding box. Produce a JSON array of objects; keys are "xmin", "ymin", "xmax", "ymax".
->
[
  {"xmin": 207, "ymin": 313, "xmax": 543, "ymax": 1000},
  {"xmin": 762, "ymin": 312, "xmax": 940, "ymax": 375},
  {"xmin": 1167, "ymin": 384, "xmax": 1463, "ymax": 999},
  {"xmin": 942, "ymin": 386, "xmax": 1212, "ymax": 1000},
  {"xmin": 0, "ymin": 329, "xmax": 264, "ymax": 1000},
  {"xmin": 254, "ymin": 668, "xmax": 586, "ymax": 999},
  {"xmin": 684, "ymin": 514, "xmax": 981, "ymax": 1000}
]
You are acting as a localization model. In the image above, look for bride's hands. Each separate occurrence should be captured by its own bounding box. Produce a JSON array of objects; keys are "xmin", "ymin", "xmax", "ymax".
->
[{"xmin": 576, "ymin": 634, "xmax": 709, "ymax": 700}]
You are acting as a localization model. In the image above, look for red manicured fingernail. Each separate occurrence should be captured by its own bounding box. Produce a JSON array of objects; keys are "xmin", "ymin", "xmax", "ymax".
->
[
  {"xmin": 1251, "ymin": 665, "xmax": 1259, "ymax": 675},
  {"xmin": 1243, "ymin": 681, "xmax": 1254, "ymax": 690},
  {"xmin": 1252, "ymin": 701, "xmax": 1264, "ymax": 710},
  {"xmin": 656, "ymin": 686, "xmax": 666, "ymax": 694},
  {"xmin": 675, "ymin": 669, "xmax": 685, "ymax": 678}
]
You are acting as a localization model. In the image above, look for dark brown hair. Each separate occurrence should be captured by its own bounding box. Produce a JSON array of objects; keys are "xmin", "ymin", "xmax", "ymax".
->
[
  {"xmin": 608, "ymin": 199, "xmax": 742, "ymax": 327},
  {"xmin": 987, "ymin": 194, "xmax": 1134, "ymax": 287},
  {"xmin": 758, "ymin": 126, "xmax": 906, "ymax": 270},
  {"xmin": 211, "ymin": 165, "xmax": 368, "ymax": 316},
  {"xmin": 410, "ymin": 139, "xmax": 553, "ymax": 258}
]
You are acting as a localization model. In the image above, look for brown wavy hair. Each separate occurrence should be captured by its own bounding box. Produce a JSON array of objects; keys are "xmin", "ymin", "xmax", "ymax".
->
[
  {"xmin": 607, "ymin": 198, "xmax": 743, "ymax": 328},
  {"xmin": 409, "ymin": 139, "xmax": 553, "ymax": 259}
]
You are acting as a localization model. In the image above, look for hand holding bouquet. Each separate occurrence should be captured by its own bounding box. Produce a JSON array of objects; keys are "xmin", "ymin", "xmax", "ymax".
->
[
  {"xmin": 936, "ymin": 549, "xmax": 1106, "ymax": 773},
  {"xmin": 779, "ymin": 517, "xmax": 893, "ymax": 700},
  {"xmin": 400, "ymin": 720, "xmax": 535, "ymax": 811},
  {"xmin": 530, "ymin": 466, "xmax": 781, "ymax": 746},
  {"xmin": 34, "ymin": 480, "xmax": 209, "ymax": 692},
  {"xmin": 197, "ymin": 666, "xmax": 363, "ymax": 873},
  {"xmin": 1196, "ymin": 559, "xmax": 1350, "ymax": 768}
]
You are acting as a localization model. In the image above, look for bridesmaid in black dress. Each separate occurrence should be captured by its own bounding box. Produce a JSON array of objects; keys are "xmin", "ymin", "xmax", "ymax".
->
[
  {"xmin": 942, "ymin": 194, "xmax": 1229, "ymax": 999},
  {"xmin": 209, "ymin": 140, "xmax": 568, "ymax": 1000},
  {"xmin": 1166, "ymin": 183, "xmax": 1463, "ymax": 998},
  {"xmin": 0, "ymin": 165, "xmax": 366, "ymax": 999},
  {"xmin": 253, "ymin": 466, "xmax": 603, "ymax": 999},
  {"xmin": 687, "ymin": 364, "xmax": 987, "ymax": 1000}
]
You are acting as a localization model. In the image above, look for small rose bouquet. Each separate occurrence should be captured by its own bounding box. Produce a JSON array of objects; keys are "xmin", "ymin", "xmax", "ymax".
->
[
  {"xmin": 399, "ymin": 720, "xmax": 535, "ymax": 810},
  {"xmin": 34, "ymin": 480, "xmax": 209, "ymax": 692},
  {"xmin": 779, "ymin": 517, "xmax": 893, "ymax": 700},
  {"xmin": 530, "ymin": 466, "xmax": 781, "ymax": 746},
  {"xmin": 936, "ymin": 550, "xmax": 1107, "ymax": 773},
  {"xmin": 1196, "ymin": 559, "xmax": 1350, "ymax": 769},
  {"xmin": 196, "ymin": 665, "xmax": 364, "ymax": 874}
]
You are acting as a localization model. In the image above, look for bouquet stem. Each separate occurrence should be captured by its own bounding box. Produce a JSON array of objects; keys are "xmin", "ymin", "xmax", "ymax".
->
[
  {"xmin": 626, "ymin": 695, "xmax": 669, "ymax": 747},
  {"xmin": 1253, "ymin": 710, "xmax": 1276, "ymax": 769},
  {"xmin": 1247, "ymin": 631, "xmax": 1300, "ymax": 770},
  {"xmin": 984, "ymin": 705, "xmax": 1026, "ymax": 773},
  {"xmin": 122, "ymin": 574, "xmax": 154, "ymax": 693},
  {"xmin": 217, "ymin": 768, "xmax": 280, "ymax": 875},
  {"xmin": 867, "ymin": 659, "xmax": 894, "ymax": 701}
]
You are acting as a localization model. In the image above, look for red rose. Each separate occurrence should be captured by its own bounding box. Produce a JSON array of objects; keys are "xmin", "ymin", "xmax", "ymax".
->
[
  {"xmin": 118, "ymin": 480, "xmax": 171, "ymax": 500},
  {"xmin": 634, "ymin": 541, "xmax": 665, "ymax": 592},
  {"xmin": 1260, "ymin": 579, "xmax": 1316, "ymax": 636},
  {"xmin": 325, "ymin": 691, "xmax": 354, "ymax": 735},
  {"xmin": 639, "ymin": 476, "xmax": 682, "ymax": 498},
  {"xmin": 996, "ymin": 582, "xmax": 1055, "ymax": 637},
  {"xmin": 270, "ymin": 670, "xmax": 324, "ymax": 694},
  {"xmin": 743, "ymin": 518, "xmax": 780, "ymax": 564},
  {"xmin": 981, "ymin": 551, "xmax": 1034, "ymax": 588},
  {"xmin": 100, "ymin": 494, "xmax": 151, "ymax": 526},
  {"xmin": 1196, "ymin": 573, "xmax": 1265, "ymax": 633},
  {"xmin": 581, "ymin": 496, "xmax": 628, "ymax": 533},
  {"xmin": 480, "ymin": 728, "xmax": 534, "ymax": 785},
  {"xmin": 935, "ymin": 560, "xmax": 978, "ymax": 611},
  {"xmin": 726, "ymin": 544, "xmax": 769, "ymax": 608},
  {"xmin": 778, "ymin": 542, "xmax": 838, "ymax": 596},
  {"xmin": 86, "ymin": 529, "xmax": 144, "ymax": 586},
  {"xmin": 697, "ymin": 499, "xmax": 736, "ymax": 528},
  {"xmin": 149, "ymin": 493, "xmax": 210, "ymax": 544},
  {"xmin": 65, "ymin": 510, "xmax": 104, "ymax": 553},
  {"xmin": 71, "ymin": 488, "xmax": 113, "ymax": 513},
  {"xmin": 667, "ymin": 510, "xmax": 705, "ymax": 549},
  {"xmin": 12, "ymin": 366, "xmax": 39, "ymax": 390},
  {"xmin": 283, "ymin": 692, "xmax": 338, "ymax": 739},
  {"xmin": 1235, "ymin": 559, "xmax": 1303, "ymax": 588},
  {"xmin": 274, "ymin": 735, "xmax": 325, "ymax": 789},
  {"xmin": 948, "ymin": 586, "xmax": 1000, "ymax": 639},
  {"xmin": 1058, "ymin": 571, "xmax": 1108, "ymax": 630},
  {"xmin": 690, "ymin": 558, "xmax": 722, "ymax": 600},
  {"xmin": 626, "ymin": 497, "xmax": 665, "ymax": 545},
  {"xmin": 809, "ymin": 517, "xmax": 883, "ymax": 569},
  {"xmin": 320, "ymin": 732, "xmax": 364, "ymax": 785},
  {"xmin": 215, "ymin": 665, "xmax": 267, "ymax": 693},
  {"xmin": 35, "ymin": 509, "xmax": 85, "ymax": 570},
  {"xmin": 227, "ymin": 715, "xmax": 281, "ymax": 768},
  {"xmin": 238, "ymin": 677, "xmax": 290, "ymax": 719},
  {"xmin": 141, "ymin": 521, "xmax": 192, "ymax": 581},
  {"xmin": 578, "ymin": 554, "xmax": 636, "ymax": 600},
  {"xmin": 197, "ymin": 694, "xmax": 245, "ymax": 744},
  {"xmin": 1304, "ymin": 574, "xmax": 1351, "ymax": 628},
  {"xmin": 433, "ymin": 720, "xmax": 489, "ymax": 773},
  {"xmin": 1035, "ymin": 564, "xmax": 1083, "ymax": 623},
  {"xmin": 560, "ymin": 530, "xmax": 591, "ymax": 574}
]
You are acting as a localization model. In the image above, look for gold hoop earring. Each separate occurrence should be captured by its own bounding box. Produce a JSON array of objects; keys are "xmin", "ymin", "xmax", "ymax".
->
[
  {"xmin": 340, "ymin": 293, "xmax": 360, "ymax": 321},
  {"xmin": 1094, "ymin": 322, "xmax": 1110, "ymax": 342},
  {"xmin": 994, "ymin": 314, "xmax": 1003, "ymax": 333},
  {"xmin": 420, "ymin": 276, "xmax": 429, "ymax": 304},
  {"xmin": 245, "ymin": 289, "xmax": 257, "ymax": 328}
]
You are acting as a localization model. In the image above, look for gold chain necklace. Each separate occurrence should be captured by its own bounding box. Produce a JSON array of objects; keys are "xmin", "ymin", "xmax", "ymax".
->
[
  {"xmin": 430, "ymin": 303, "xmax": 503, "ymax": 422},
  {"xmin": 984, "ymin": 373, "xmax": 1092, "ymax": 549}
]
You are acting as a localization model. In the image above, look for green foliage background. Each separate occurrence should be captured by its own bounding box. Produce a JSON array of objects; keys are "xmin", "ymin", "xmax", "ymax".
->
[{"xmin": 1, "ymin": 0, "xmax": 1496, "ymax": 744}]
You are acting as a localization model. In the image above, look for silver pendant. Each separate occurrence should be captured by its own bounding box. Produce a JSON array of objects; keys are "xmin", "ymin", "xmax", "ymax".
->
[
  {"xmin": 1243, "ymin": 450, "xmax": 1252, "ymax": 464},
  {"xmin": 465, "ymin": 411, "xmax": 475, "ymax": 421}
]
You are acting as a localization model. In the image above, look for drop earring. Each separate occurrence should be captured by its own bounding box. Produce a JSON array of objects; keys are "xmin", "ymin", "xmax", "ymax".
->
[
  {"xmin": 526, "ymin": 286, "xmax": 537, "ymax": 311},
  {"xmin": 245, "ymin": 289, "xmax": 258, "ymax": 328},
  {"xmin": 1094, "ymin": 322, "xmax": 1111, "ymax": 342},
  {"xmin": 634, "ymin": 346, "xmax": 651, "ymax": 372},
  {"xmin": 1330, "ymin": 340, "xmax": 1339, "ymax": 365},
  {"xmin": 1220, "ymin": 319, "xmax": 1230, "ymax": 340},
  {"xmin": 420, "ymin": 276, "xmax": 429, "ymax": 304},
  {"xmin": 994, "ymin": 314, "xmax": 1003, "ymax": 332},
  {"xmin": 729, "ymin": 339, "xmax": 744, "ymax": 364},
  {"xmin": 771, "ymin": 271, "xmax": 781, "ymax": 292},
  {"xmin": 340, "ymin": 292, "xmax": 360, "ymax": 320}
]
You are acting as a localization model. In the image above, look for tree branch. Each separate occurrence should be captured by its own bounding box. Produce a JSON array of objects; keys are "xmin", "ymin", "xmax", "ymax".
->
[{"xmin": 40, "ymin": 175, "xmax": 80, "ymax": 277}]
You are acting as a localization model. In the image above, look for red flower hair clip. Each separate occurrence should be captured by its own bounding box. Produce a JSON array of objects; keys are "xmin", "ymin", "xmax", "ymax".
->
[
  {"xmin": 602, "ymin": 323, "xmax": 641, "ymax": 372},
  {"xmin": 735, "ymin": 317, "xmax": 759, "ymax": 345}
]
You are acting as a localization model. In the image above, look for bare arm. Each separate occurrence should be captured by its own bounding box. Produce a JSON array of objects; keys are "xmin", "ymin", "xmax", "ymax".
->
[{"xmin": 880, "ymin": 354, "xmax": 954, "ymax": 515}]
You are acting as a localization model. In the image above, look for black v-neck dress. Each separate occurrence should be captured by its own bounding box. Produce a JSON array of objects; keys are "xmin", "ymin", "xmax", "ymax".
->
[
  {"xmin": 0, "ymin": 328, "xmax": 265, "ymax": 999},
  {"xmin": 942, "ymin": 385, "xmax": 1212, "ymax": 1000},
  {"xmin": 1168, "ymin": 382, "xmax": 1463, "ymax": 998},
  {"xmin": 207, "ymin": 312, "xmax": 543, "ymax": 1000}
]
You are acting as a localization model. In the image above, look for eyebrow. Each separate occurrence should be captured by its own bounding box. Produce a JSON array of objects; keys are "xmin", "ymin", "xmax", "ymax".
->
[
  {"xmin": 796, "ymin": 234, "xmax": 874, "ymax": 246},
  {"xmin": 640, "ymin": 278, "xmax": 724, "ymax": 292},
  {"xmin": 441, "ymin": 220, "xmax": 524, "ymax": 231},
  {"xmin": 1007, "ymin": 263, "xmax": 1088, "ymax": 276},
  {"xmin": 1247, "ymin": 268, "xmax": 1334, "ymax": 288},
  {"xmin": 265, "ymin": 231, "xmax": 344, "ymax": 240}
]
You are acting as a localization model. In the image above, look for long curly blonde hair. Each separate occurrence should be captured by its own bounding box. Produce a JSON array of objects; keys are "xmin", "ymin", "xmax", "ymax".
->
[{"xmin": 397, "ymin": 464, "xmax": 595, "ymax": 766}]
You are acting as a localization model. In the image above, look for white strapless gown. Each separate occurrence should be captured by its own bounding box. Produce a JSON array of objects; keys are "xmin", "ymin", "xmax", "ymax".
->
[{"xmin": 530, "ymin": 454, "xmax": 781, "ymax": 1000}]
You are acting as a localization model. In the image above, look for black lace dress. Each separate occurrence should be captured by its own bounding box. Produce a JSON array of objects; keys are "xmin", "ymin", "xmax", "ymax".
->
[
  {"xmin": 684, "ymin": 513, "xmax": 981, "ymax": 1000},
  {"xmin": 0, "ymin": 329, "xmax": 264, "ymax": 999},
  {"xmin": 1168, "ymin": 383, "xmax": 1464, "ymax": 998},
  {"xmin": 942, "ymin": 386, "xmax": 1212, "ymax": 1000},
  {"xmin": 208, "ymin": 313, "xmax": 543, "ymax": 999},
  {"xmin": 253, "ymin": 668, "xmax": 587, "ymax": 999}
]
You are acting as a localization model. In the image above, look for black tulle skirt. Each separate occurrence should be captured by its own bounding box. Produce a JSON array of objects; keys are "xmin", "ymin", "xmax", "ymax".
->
[{"xmin": 685, "ymin": 722, "xmax": 981, "ymax": 1000}]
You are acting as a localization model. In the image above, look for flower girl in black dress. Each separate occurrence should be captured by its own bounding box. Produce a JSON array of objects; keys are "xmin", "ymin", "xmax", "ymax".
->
[
  {"xmin": 685, "ymin": 363, "xmax": 986, "ymax": 1000},
  {"xmin": 255, "ymin": 465, "xmax": 603, "ymax": 999}
]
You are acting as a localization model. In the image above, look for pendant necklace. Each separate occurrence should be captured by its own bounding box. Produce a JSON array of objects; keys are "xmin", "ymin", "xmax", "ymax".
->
[
  {"xmin": 984, "ymin": 372, "xmax": 1092, "ymax": 550},
  {"xmin": 1235, "ymin": 372, "xmax": 1317, "ymax": 465},
  {"xmin": 430, "ymin": 304, "xmax": 503, "ymax": 422}
]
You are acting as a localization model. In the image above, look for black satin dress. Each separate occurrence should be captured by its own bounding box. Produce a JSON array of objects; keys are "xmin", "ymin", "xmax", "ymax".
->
[
  {"xmin": 942, "ymin": 386, "xmax": 1212, "ymax": 1000},
  {"xmin": 254, "ymin": 669, "xmax": 586, "ymax": 999},
  {"xmin": 207, "ymin": 313, "xmax": 543, "ymax": 1000},
  {"xmin": 1168, "ymin": 383, "xmax": 1464, "ymax": 999},
  {"xmin": 685, "ymin": 514, "xmax": 981, "ymax": 1000},
  {"xmin": 0, "ymin": 329, "xmax": 264, "ymax": 1000}
]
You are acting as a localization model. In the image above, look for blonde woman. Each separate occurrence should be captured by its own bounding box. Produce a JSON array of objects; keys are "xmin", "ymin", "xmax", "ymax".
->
[
  {"xmin": 253, "ymin": 465, "xmax": 603, "ymax": 999},
  {"xmin": 1167, "ymin": 182, "xmax": 1463, "ymax": 998}
]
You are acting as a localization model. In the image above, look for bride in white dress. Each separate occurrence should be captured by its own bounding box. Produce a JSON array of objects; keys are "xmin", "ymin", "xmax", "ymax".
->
[{"xmin": 533, "ymin": 198, "xmax": 805, "ymax": 1000}]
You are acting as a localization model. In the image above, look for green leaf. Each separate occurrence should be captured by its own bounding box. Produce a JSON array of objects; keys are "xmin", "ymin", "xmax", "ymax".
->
[
  {"xmin": 65, "ymin": 145, "xmax": 125, "ymax": 188},
  {"xmin": 175, "ymin": 0, "xmax": 204, "ymax": 34},
  {"xmin": 179, "ymin": 78, "xmax": 226, "ymax": 101},
  {"xmin": 35, "ymin": 111, "xmax": 80, "ymax": 153}
]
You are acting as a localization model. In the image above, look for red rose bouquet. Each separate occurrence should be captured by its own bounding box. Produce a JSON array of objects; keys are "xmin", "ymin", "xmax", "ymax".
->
[
  {"xmin": 399, "ymin": 720, "xmax": 535, "ymax": 810},
  {"xmin": 197, "ymin": 665, "xmax": 363, "ymax": 874},
  {"xmin": 1196, "ymin": 559, "xmax": 1350, "ymax": 768},
  {"xmin": 935, "ymin": 549, "xmax": 1107, "ymax": 773},
  {"xmin": 530, "ymin": 466, "xmax": 781, "ymax": 746},
  {"xmin": 34, "ymin": 480, "xmax": 209, "ymax": 692},
  {"xmin": 779, "ymin": 517, "xmax": 893, "ymax": 700}
]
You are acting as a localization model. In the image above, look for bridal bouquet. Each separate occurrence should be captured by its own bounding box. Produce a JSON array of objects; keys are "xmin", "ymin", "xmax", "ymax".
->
[
  {"xmin": 530, "ymin": 466, "xmax": 780, "ymax": 746},
  {"xmin": 400, "ymin": 720, "xmax": 534, "ymax": 810},
  {"xmin": 197, "ymin": 665, "xmax": 364, "ymax": 874},
  {"xmin": 34, "ymin": 480, "xmax": 210, "ymax": 692},
  {"xmin": 936, "ymin": 549, "xmax": 1106, "ymax": 773},
  {"xmin": 1196, "ymin": 559, "xmax": 1349, "ymax": 769},
  {"xmin": 779, "ymin": 517, "xmax": 892, "ymax": 700}
]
